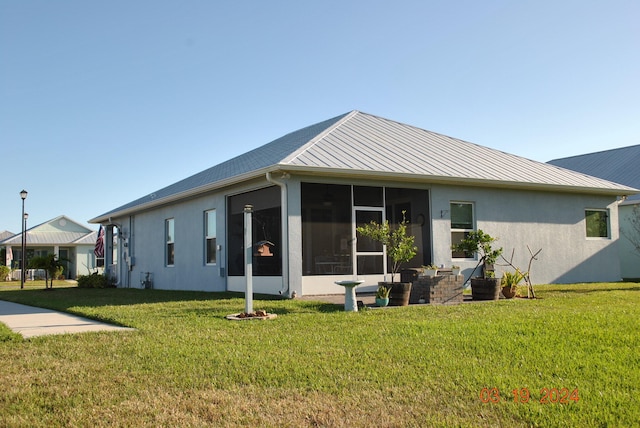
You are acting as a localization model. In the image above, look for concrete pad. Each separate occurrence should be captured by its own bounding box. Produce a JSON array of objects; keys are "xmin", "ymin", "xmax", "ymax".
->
[{"xmin": 0, "ymin": 300, "xmax": 135, "ymax": 338}]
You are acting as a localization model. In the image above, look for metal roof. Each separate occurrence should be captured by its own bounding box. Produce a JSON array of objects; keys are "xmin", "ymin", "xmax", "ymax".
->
[
  {"xmin": 1, "ymin": 232, "xmax": 95, "ymax": 246},
  {"xmin": 0, "ymin": 216, "xmax": 96, "ymax": 246},
  {"xmin": 0, "ymin": 231, "xmax": 14, "ymax": 241},
  {"xmin": 548, "ymin": 144, "xmax": 640, "ymax": 203},
  {"xmin": 90, "ymin": 111, "xmax": 639, "ymax": 223}
]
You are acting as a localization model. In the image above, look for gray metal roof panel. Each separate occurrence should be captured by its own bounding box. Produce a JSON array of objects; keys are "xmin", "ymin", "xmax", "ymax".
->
[
  {"xmin": 0, "ymin": 231, "xmax": 14, "ymax": 242},
  {"xmin": 93, "ymin": 113, "xmax": 350, "ymax": 220},
  {"xmin": 548, "ymin": 144, "xmax": 640, "ymax": 201},
  {"xmin": 286, "ymin": 112, "xmax": 638, "ymax": 191},
  {"xmin": 72, "ymin": 231, "xmax": 98, "ymax": 245},
  {"xmin": 90, "ymin": 111, "xmax": 638, "ymax": 223},
  {"xmin": 1, "ymin": 231, "xmax": 94, "ymax": 246}
]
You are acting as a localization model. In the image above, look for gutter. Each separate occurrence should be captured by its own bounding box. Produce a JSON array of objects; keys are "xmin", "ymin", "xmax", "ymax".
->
[{"xmin": 266, "ymin": 171, "xmax": 291, "ymax": 297}]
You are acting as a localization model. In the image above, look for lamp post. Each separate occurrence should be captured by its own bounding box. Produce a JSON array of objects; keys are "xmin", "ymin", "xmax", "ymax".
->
[{"xmin": 20, "ymin": 190, "xmax": 27, "ymax": 289}]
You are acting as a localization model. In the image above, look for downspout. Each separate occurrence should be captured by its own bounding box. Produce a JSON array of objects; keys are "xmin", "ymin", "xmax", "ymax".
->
[{"xmin": 266, "ymin": 171, "xmax": 291, "ymax": 297}]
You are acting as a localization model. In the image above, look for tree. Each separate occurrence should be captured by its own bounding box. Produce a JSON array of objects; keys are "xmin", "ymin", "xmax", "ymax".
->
[
  {"xmin": 451, "ymin": 230, "xmax": 503, "ymax": 278},
  {"xmin": 28, "ymin": 254, "xmax": 67, "ymax": 289},
  {"xmin": 356, "ymin": 211, "xmax": 417, "ymax": 283}
]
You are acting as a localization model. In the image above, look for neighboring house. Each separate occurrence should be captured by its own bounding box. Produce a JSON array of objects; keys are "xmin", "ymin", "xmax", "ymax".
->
[
  {"xmin": 89, "ymin": 111, "xmax": 638, "ymax": 296},
  {"xmin": 0, "ymin": 215, "xmax": 101, "ymax": 280},
  {"xmin": 549, "ymin": 144, "xmax": 640, "ymax": 280}
]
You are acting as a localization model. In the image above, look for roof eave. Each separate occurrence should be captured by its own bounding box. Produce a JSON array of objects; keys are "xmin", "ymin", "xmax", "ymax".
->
[
  {"xmin": 280, "ymin": 165, "xmax": 639, "ymax": 196},
  {"xmin": 89, "ymin": 166, "xmax": 278, "ymax": 224},
  {"xmin": 90, "ymin": 163, "xmax": 638, "ymax": 224}
]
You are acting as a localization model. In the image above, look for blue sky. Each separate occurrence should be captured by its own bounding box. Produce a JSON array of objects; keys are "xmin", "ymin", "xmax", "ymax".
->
[{"xmin": 1, "ymin": 0, "xmax": 638, "ymax": 233}]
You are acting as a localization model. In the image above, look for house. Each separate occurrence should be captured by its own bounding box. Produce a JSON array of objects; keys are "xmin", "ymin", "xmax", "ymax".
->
[
  {"xmin": 548, "ymin": 145, "xmax": 640, "ymax": 280},
  {"xmin": 89, "ymin": 111, "xmax": 639, "ymax": 296},
  {"xmin": 0, "ymin": 215, "xmax": 101, "ymax": 280}
]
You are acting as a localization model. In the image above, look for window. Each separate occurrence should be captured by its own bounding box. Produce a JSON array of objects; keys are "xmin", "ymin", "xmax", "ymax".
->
[
  {"xmin": 451, "ymin": 202, "xmax": 474, "ymax": 258},
  {"xmin": 205, "ymin": 210, "xmax": 217, "ymax": 264},
  {"xmin": 165, "ymin": 218, "xmax": 175, "ymax": 266},
  {"xmin": 585, "ymin": 209, "xmax": 609, "ymax": 238}
]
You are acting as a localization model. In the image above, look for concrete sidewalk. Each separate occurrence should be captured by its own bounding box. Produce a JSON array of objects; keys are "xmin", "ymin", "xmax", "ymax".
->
[{"xmin": 0, "ymin": 300, "xmax": 135, "ymax": 338}]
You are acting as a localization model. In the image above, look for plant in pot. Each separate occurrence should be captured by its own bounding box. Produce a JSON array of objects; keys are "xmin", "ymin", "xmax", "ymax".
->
[
  {"xmin": 451, "ymin": 265, "xmax": 461, "ymax": 276},
  {"xmin": 356, "ymin": 211, "xmax": 417, "ymax": 306},
  {"xmin": 501, "ymin": 269, "xmax": 524, "ymax": 299},
  {"xmin": 422, "ymin": 264, "xmax": 438, "ymax": 277},
  {"xmin": 451, "ymin": 230, "xmax": 503, "ymax": 301},
  {"xmin": 375, "ymin": 283, "xmax": 392, "ymax": 307}
]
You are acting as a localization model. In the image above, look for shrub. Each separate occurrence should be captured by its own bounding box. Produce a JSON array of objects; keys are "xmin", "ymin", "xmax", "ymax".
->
[
  {"xmin": 0, "ymin": 265, "xmax": 10, "ymax": 281},
  {"xmin": 77, "ymin": 273, "xmax": 115, "ymax": 289}
]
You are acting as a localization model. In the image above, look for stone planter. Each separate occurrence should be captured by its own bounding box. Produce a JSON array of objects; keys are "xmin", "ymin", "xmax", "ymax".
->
[
  {"xmin": 409, "ymin": 274, "xmax": 464, "ymax": 305},
  {"xmin": 470, "ymin": 277, "xmax": 501, "ymax": 301}
]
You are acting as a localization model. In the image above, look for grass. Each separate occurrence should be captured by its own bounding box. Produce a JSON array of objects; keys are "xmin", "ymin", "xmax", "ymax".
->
[{"xmin": 0, "ymin": 281, "xmax": 639, "ymax": 427}]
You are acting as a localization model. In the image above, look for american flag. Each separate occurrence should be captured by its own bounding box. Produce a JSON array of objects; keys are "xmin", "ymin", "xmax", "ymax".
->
[{"xmin": 94, "ymin": 225, "xmax": 105, "ymax": 258}]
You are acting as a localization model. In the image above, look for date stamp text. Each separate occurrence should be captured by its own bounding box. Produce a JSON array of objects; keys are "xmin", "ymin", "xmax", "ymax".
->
[{"xmin": 479, "ymin": 387, "xmax": 579, "ymax": 404}]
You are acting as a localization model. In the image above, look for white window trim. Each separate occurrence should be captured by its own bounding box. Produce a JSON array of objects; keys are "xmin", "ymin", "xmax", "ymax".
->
[
  {"xmin": 205, "ymin": 209, "xmax": 217, "ymax": 266},
  {"xmin": 451, "ymin": 201, "xmax": 476, "ymax": 260},
  {"xmin": 166, "ymin": 218, "xmax": 175, "ymax": 267}
]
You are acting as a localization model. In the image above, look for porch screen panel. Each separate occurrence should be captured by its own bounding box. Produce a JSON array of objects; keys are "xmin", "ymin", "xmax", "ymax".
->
[
  {"xmin": 227, "ymin": 186, "xmax": 282, "ymax": 276},
  {"xmin": 355, "ymin": 210, "xmax": 384, "ymax": 275},
  {"xmin": 301, "ymin": 183, "xmax": 352, "ymax": 275},
  {"xmin": 385, "ymin": 187, "xmax": 430, "ymax": 267}
]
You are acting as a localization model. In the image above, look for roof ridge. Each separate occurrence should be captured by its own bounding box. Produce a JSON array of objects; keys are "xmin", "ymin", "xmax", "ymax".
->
[{"xmin": 280, "ymin": 110, "xmax": 359, "ymax": 165}]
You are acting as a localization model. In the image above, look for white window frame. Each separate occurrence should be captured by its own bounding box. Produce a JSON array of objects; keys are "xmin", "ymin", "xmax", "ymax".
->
[
  {"xmin": 450, "ymin": 201, "xmax": 475, "ymax": 260},
  {"xmin": 205, "ymin": 209, "xmax": 217, "ymax": 265},
  {"xmin": 165, "ymin": 218, "xmax": 175, "ymax": 267}
]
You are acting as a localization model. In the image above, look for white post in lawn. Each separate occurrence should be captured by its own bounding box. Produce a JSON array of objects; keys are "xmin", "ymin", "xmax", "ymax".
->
[{"xmin": 244, "ymin": 205, "xmax": 253, "ymax": 314}]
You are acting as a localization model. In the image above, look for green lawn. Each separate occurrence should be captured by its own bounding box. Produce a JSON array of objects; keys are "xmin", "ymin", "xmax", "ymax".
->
[{"xmin": 0, "ymin": 282, "xmax": 638, "ymax": 427}]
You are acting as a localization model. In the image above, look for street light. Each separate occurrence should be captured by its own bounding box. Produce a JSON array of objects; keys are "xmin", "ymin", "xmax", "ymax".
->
[{"xmin": 20, "ymin": 190, "xmax": 27, "ymax": 289}]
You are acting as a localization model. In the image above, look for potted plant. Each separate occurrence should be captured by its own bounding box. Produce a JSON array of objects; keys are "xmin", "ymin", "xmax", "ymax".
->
[
  {"xmin": 422, "ymin": 264, "xmax": 438, "ymax": 277},
  {"xmin": 357, "ymin": 211, "xmax": 417, "ymax": 306},
  {"xmin": 501, "ymin": 269, "xmax": 524, "ymax": 299},
  {"xmin": 375, "ymin": 284, "xmax": 392, "ymax": 307},
  {"xmin": 451, "ymin": 230, "xmax": 503, "ymax": 301},
  {"xmin": 451, "ymin": 265, "xmax": 461, "ymax": 276}
]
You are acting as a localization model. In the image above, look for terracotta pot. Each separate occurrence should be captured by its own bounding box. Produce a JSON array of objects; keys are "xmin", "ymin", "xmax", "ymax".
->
[{"xmin": 502, "ymin": 285, "xmax": 517, "ymax": 299}]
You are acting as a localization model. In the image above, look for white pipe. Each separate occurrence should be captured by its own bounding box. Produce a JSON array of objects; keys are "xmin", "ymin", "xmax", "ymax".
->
[{"xmin": 266, "ymin": 171, "xmax": 290, "ymax": 297}]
